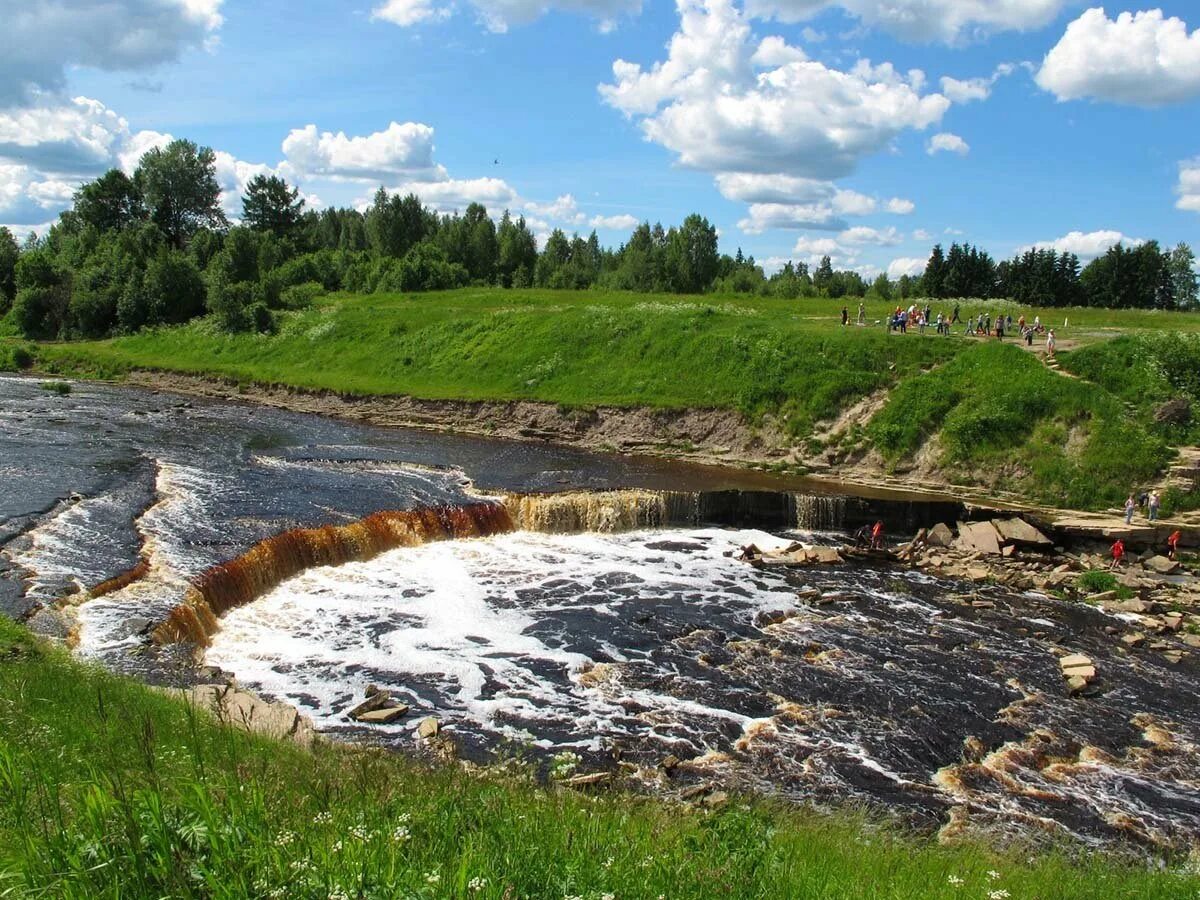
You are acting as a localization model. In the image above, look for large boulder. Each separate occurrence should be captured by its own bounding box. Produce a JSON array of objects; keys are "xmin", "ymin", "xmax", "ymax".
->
[
  {"xmin": 1154, "ymin": 398, "xmax": 1191, "ymax": 426},
  {"xmin": 1144, "ymin": 555, "xmax": 1180, "ymax": 575},
  {"xmin": 992, "ymin": 517, "xmax": 1052, "ymax": 547},
  {"xmin": 954, "ymin": 521, "xmax": 1003, "ymax": 555},
  {"xmin": 927, "ymin": 523, "xmax": 954, "ymax": 548}
]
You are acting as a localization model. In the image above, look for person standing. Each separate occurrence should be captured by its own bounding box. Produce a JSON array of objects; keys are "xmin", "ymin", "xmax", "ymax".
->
[
  {"xmin": 1167, "ymin": 529, "xmax": 1182, "ymax": 560},
  {"xmin": 857, "ymin": 301, "xmax": 866, "ymax": 326},
  {"xmin": 1148, "ymin": 490, "xmax": 1161, "ymax": 522},
  {"xmin": 951, "ymin": 303, "xmax": 961, "ymax": 324},
  {"xmin": 1124, "ymin": 494, "xmax": 1136, "ymax": 525},
  {"xmin": 870, "ymin": 520, "xmax": 885, "ymax": 549},
  {"xmin": 1110, "ymin": 538, "xmax": 1125, "ymax": 570},
  {"xmin": 1046, "ymin": 329, "xmax": 1056, "ymax": 358},
  {"xmin": 841, "ymin": 305, "xmax": 849, "ymax": 326}
]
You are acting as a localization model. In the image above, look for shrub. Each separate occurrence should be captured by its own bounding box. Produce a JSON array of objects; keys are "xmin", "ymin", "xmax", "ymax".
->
[
  {"xmin": 39, "ymin": 380, "xmax": 71, "ymax": 395},
  {"xmin": 1077, "ymin": 570, "xmax": 1118, "ymax": 594},
  {"xmin": 280, "ymin": 281, "xmax": 325, "ymax": 309},
  {"xmin": 0, "ymin": 343, "xmax": 33, "ymax": 370}
]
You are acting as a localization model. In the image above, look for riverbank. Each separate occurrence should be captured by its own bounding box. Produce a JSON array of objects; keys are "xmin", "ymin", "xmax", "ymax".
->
[
  {"xmin": 1, "ymin": 615, "xmax": 1195, "ymax": 899},
  {"xmin": 22, "ymin": 289, "xmax": 1200, "ymax": 514}
]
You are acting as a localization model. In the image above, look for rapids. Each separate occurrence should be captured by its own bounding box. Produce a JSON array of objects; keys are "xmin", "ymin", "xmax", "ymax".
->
[{"xmin": 2, "ymin": 375, "xmax": 1198, "ymax": 855}]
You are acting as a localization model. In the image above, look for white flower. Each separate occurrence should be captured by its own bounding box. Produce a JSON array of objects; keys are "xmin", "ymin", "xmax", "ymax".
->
[
  {"xmin": 948, "ymin": 874, "xmax": 964, "ymax": 885},
  {"xmin": 424, "ymin": 872, "xmax": 441, "ymax": 884},
  {"xmin": 468, "ymin": 876, "xmax": 488, "ymax": 892},
  {"xmin": 273, "ymin": 830, "xmax": 296, "ymax": 847},
  {"xmin": 602, "ymin": 856, "xmax": 614, "ymax": 869},
  {"xmin": 987, "ymin": 870, "xmax": 1002, "ymax": 880},
  {"xmin": 392, "ymin": 825, "xmax": 411, "ymax": 842},
  {"xmin": 313, "ymin": 811, "xmax": 332, "ymax": 825},
  {"xmin": 330, "ymin": 840, "xmax": 343, "ymax": 853},
  {"xmin": 988, "ymin": 891, "xmax": 1010, "ymax": 900},
  {"xmin": 601, "ymin": 894, "xmax": 615, "ymax": 900}
]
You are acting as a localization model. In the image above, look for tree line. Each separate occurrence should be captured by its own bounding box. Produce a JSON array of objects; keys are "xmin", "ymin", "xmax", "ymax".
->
[{"xmin": 0, "ymin": 137, "xmax": 1196, "ymax": 340}]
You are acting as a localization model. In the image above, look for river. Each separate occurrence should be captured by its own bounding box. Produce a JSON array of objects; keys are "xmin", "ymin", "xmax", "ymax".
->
[{"xmin": 2, "ymin": 375, "xmax": 1198, "ymax": 855}]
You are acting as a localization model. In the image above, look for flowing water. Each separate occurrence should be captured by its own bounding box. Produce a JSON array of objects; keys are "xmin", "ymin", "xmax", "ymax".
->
[{"xmin": 2, "ymin": 375, "xmax": 1198, "ymax": 855}]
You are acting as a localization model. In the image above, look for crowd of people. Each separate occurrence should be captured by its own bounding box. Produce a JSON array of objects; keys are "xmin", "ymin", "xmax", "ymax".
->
[{"xmin": 842, "ymin": 301, "xmax": 1060, "ymax": 356}]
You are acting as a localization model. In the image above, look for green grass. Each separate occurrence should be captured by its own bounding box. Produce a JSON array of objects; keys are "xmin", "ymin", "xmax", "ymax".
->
[
  {"xmin": 1, "ymin": 616, "xmax": 1194, "ymax": 899},
  {"xmin": 866, "ymin": 342, "xmax": 1171, "ymax": 509}
]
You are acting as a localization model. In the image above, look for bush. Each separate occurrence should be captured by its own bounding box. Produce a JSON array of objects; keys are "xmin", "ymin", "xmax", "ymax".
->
[
  {"xmin": 11, "ymin": 285, "xmax": 70, "ymax": 339},
  {"xmin": 39, "ymin": 380, "xmax": 71, "ymax": 395},
  {"xmin": 280, "ymin": 281, "xmax": 325, "ymax": 309},
  {"xmin": 1077, "ymin": 570, "xmax": 1118, "ymax": 594},
  {"xmin": 0, "ymin": 343, "xmax": 34, "ymax": 370}
]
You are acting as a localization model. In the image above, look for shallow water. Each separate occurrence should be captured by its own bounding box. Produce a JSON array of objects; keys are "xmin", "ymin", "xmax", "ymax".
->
[{"xmin": 2, "ymin": 376, "xmax": 1198, "ymax": 853}]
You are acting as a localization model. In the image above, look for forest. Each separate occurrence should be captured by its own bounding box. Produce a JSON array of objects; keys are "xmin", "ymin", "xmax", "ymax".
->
[{"xmin": 0, "ymin": 138, "xmax": 1195, "ymax": 340}]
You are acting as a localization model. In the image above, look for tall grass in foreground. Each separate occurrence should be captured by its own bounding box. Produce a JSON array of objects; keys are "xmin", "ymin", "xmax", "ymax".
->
[{"xmin": 0, "ymin": 618, "xmax": 1195, "ymax": 899}]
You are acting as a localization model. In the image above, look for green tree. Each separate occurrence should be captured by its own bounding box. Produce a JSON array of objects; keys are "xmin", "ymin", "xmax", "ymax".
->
[
  {"xmin": 664, "ymin": 214, "xmax": 718, "ymax": 293},
  {"xmin": 0, "ymin": 226, "xmax": 18, "ymax": 311},
  {"xmin": 144, "ymin": 248, "xmax": 206, "ymax": 323},
  {"xmin": 1167, "ymin": 242, "xmax": 1198, "ymax": 309},
  {"xmin": 814, "ymin": 255, "xmax": 834, "ymax": 294},
  {"xmin": 497, "ymin": 212, "xmax": 537, "ymax": 287},
  {"xmin": 241, "ymin": 174, "xmax": 304, "ymax": 238},
  {"xmin": 74, "ymin": 169, "xmax": 145, "ymax": 233},
  {"xmin": 134, "ymin": 139, "xmax": 227, "ymax": 249},
  {"xmin": 871, "ymin": 272, "xmax": 893, "ymax": 300},
  {"xmin": 11, "ymin": 249, "xmax": 70, "ymax": 339},
  {"xmin": 924, "ymin": 244, "xmax": 946, "ymax": 299}
]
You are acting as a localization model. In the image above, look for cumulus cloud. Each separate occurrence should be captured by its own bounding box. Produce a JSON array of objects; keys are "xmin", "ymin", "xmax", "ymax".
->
[
  {"xmin": 1019, "ymin": 229, "xmax": 1145, "ymax": 261},
  {"xmin": 371, "ymin": 0, "xmax": 642, "ymax": 32},
  {"xmin": 1178, "ymin": 158, "xmax": 1200, "ymax": 213},
  {"xmin": 839, "ymin": 225, "xmax": 902, "ymax": 246},
  {"xmin": 0, "ymin": 164, "xmax": 78, "ymax": 224},
  {"xmin": 380, "ymin": 177, "xmax": 520, "ymax": 215},
  {"xmin": 927, "ymin": 132, "xmax": 970, "ymax": 155},
  {"xmin": 525, "ymin": 193, "xmax": 586, "ymax": 225},
  {"xmin": 886, "ymin": 197, "xmax": 915, "ymax": 214},
  {"xmin": 282, "ymin": 122, "xmax": 443, "ymax": 181},
  {"xmin": 1, "ymin": 0, "xmax": 224, "ymax": 105},
  {"xmin": 887, "ymin": 256, "xmax": 927, "ymax": 278},
  {"xmin": 726, "ymin": 175, "xmax": 914, "ymax": 233},
  {"xmin": 742, "ymin": 0, "xmax": 1068, "ymax": 44},
  {"xmin": 1037, "ymin": 8, "xmax": 1200, "ymax": 106},
  {"xmin": 939, "ymin": 63, "xmax": 1017, "ymax": 103},
  {"xmin": 589, "ymin": 213, "xmax": 639, "ymax": 230},
  {"xmin": 601, "ymin": 0, "xmax": 949, "ymax": 181}
]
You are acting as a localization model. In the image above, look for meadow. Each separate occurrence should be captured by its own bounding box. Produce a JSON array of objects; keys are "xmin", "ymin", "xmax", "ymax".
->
[{"xmin": 1, "ymin": 616, "xmax": 1195, "ymax": 899}]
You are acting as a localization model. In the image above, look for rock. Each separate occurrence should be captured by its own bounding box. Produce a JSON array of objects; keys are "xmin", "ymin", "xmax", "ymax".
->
[
  {"xmin": 356, "ymin": 705, "xmax": 409, "ymax": 724},
  {"xmin": 1110, "ymin": 598, "xmax": 1152, "ymax": 614},
  {"xmin": 1154, "ymin": 398, "xmax": 1192, "ymax": 426},
  {"xmin": 700, "ymin": 790, "xmax": 729, "ymax": 808},
  {"xmin": 1121, "ymin": 633, "xmax": 1146, "ymax": 648},
  {"xmin": 178, "ymin": 684, "xmax": 316, "ymax": 748},
  {"xmin": 966, "ymin": 566, "xmax": 991, "ymax": 582},
  {"xmin": 992, "ymin": 518, "xmax": 1052, "ymax": 547},
  {"xmin": 416, "ymin": 716, "xmax": 440, "ymax": 739},
  {"xmin": 564, "ymin": 772, "xmax": 611, "ymax": 787},
  {"xmin": 1162, "ymin": 650, "xmax": 1184, "ymax": 665},
  {"xmin": 1089, "ymin": 590, "xmax": 1120, "ymax": 604},
  {"xmin": 971, "ymin": 600, "xmax": 994, "ymax": 609},
  {"xmin": 1164, "ymin": 612, "xmax": 1184, "ymax": 631},
  {"xmin": 1059, "ymin": 653, "xmax": 1092, "ymax": 670},
  {"xmin": 661, "ymin": 754, "xmax": 681, "ymax": 772},
  {"xmin": 1182, "ymin": 634, "xmax": 1200, "ymax": 649},
  {"xmin": 754, "ymin": 609, "xmax": 795, "ymax": 627},
  {"xmin": 349, "ymin": 690, "xmax": 397, "ymax": 719},
  {"xmin": 927, "ymin": 523, "xmax": 954, "ymax": 548},
  {"xmin": 1001, "ymin": 545, "xmax": 1016, "ymax": 558},
  {"xmin": 1144, "ymin": 556, "xmax": 1180, "ymax": 575},
  {"xmin": 1064, "ymin": 664, "xmax": 1096, "ymax": 680},
  {"xmin": 954, "ymin": 521, "xmax": 1003, "ymax": 556},
  {"xmin": 1067, "ymin": 675, "xmax": 1089, "ymax": 694}
]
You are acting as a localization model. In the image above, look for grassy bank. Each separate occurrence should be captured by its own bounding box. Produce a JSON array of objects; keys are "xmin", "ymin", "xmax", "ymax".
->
[
  {"xmin": 23, "ymin": 288, "xmax": 1200, "ymax": 511},
  {"xmin": 0, "ymin": 617, "xmax": 1194, "ymax": 899}
]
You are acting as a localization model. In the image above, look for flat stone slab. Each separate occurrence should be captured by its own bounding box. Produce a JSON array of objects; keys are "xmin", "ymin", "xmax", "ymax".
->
[
  {"xmin": 993, "ymin": 517, "xmax": 1052, "ymax": 547},
  {"xmin": 356, "ymin": 705, "xmax": 409, "ymax": 724},
  {"xmin": 955, "ymin": 521, "xmax": 1002, "ymax": 555}
]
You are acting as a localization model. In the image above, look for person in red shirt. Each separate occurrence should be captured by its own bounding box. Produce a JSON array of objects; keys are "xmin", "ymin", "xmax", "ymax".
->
[
  {"xmin": 1167, "ymin": 530, "xmax": 1182, "ymax": 560},
  {"xmin": 870, "ymin": 520, "xmax": 885, "ymax": 549},
  {"xmin": 1109, "ymin": 538, "xmax": 1125, "ymax": 570}
]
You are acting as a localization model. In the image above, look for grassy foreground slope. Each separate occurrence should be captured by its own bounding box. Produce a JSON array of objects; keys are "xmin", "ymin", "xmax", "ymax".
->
[
  {"xmin": 1, "ymin": 618, "xmax": 1195, "ymax": 899},
  {"xmin": 27, "ymin": 289, "xmax": 1200, "ymax": 510}
]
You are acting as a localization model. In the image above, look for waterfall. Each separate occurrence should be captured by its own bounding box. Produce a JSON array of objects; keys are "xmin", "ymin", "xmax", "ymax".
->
[
  {"xmin": 793, "ymin": 494, "xmax": 847, "ymax": 531},
  {"xmin": 154, "ymin": 501, "xmax": 514, "ymax": 646}
]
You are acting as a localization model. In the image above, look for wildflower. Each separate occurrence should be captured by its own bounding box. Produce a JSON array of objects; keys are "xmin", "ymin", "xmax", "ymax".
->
[
  {"xmin": 328, "ymin": 890, "xmax": 350, "ymax": 900},
  {"xmin": 392, "ymin": 825, "xmax": 411, "ymax": 842},
  {"xmin": 468, "ymin": 876, "xmax": 488, "ymax": 892},
  {"xmin": 425, "ymin": 872, "xmax": 441, "ymax": 885},
  {"xmin": 601, "ymin": 894, "xmax": 615, "ymax": 900},
  {"xmin": 330, "ymin": 840, "xmax": 343, "ymax": 854},
  {"xmin": 349, "ymin": 824, "xmax": 370, "ymax": 841},
  {"xmin": 948, "ymin": 875, "xmax": 964, "ymax": 886},
  {"xmin": 988, "ymin": 891, "xmax": 1010, "ymax": 900},
  {"xmin": 602, "ymin": 856, "xmax": 614, "ymax": 869},
  {"xmin": 396, "ymin": 812, "xmax": 412, "ymax": 824},
  {"xmin": 313, "ymin": 811, "xmax": 333, "ymax": 826},
  {"xmin": 274, "ymin": 830, "xmax": 296, "ymax": 847},
  {"xmin": 987, "ymin": 870, "xmax": 1002, "ymax": 881}
]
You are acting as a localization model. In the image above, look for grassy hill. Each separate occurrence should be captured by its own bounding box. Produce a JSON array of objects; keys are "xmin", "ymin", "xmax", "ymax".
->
[
  {"xmin": 19, "ymin": 288, "xmax": 1200, "ymax": 511},
  {"xmin": 1, "ymin": 616, "xmax": 1195, "ymax": 898}
]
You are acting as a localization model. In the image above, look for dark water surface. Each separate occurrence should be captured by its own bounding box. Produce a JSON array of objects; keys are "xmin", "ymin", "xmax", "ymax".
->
[{"xmin": 2, "ymin": 375, "xmax": 1198, "ymax": 854}]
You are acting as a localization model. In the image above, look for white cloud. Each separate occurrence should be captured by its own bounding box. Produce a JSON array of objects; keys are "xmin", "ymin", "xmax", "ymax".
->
[
  {"xmin": 0, "ymin": 164, "xmax": 77, "ymax": 224},
  {"xmin": 1037, "ymin": 8, "xmax": 1200, "ymax": 106},
  {"xmin": 927, "ymin": 132, "xmax": 970, "ymax": 155},
  {"xmin": 1178, "ymin": 158, "xmax": 1200, "ymax": 213},
  {"xmin": 525, "ymin": 193, "xmax": 586, "ymax": 225},
  {"xmin": 282, "ymin": 122, "xmax": 442, "ymax": 181},
  {"xmin": 793, "ymin": 235, "xmax": 844, "ymax": 256},
  {"xmin": 885, "ymin": 197, "xmax": 915, "ymax": 214},
  {"xmin": 751, "ymin": 35, "xmax": 807, "ymax": 67},
  {"xmin": 939, "ymin": 63, "xmax": 1016, "ymax": 103},
  {"xmin": 383, "ymin": 177, "xmax": 520, "ymax": 215},
  {"xmin": 371, "ymin": 0, "xmax": 642, "ymax": 33},
  {"xmin": 1019, "ymin": 229, "xmax": 1146, "ymax": 261},
  {"xmin": 912, "ymin": 228, "xmax": 932, "ymax": 241},
  {"xmin": 590, "ymin": 213, "xmax": 639, "ymax": 229},
  {"xmin": 600, "ymin": 0, "xmax": 949, "ymax": 180},
  {"xmin": 742, "ymin": 0, "xmax": 1068, "ymax": 44},
  {"xmin": 371, "ymin": 0, "xmax": 451, "ymax": 26},
  {"xmin": 1, "ymin": 1, "xmax": 224, "ymax": 105},
  {"xmin": 839, "ymin": 225, "xmax": 902, "ymax": 246},
  {"xmin": 887, "ymin": 256, "xmax": 927, "ymax": 278},
  {"xmin": 739, "ymin": 202, "xmax": 846, "ymax": 233}
]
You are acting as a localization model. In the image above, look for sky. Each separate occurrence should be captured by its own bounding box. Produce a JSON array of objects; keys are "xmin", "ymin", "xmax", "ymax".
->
[{"xmin": 1, "ymin": 0, "xmax": 1198, "ymax": 278}]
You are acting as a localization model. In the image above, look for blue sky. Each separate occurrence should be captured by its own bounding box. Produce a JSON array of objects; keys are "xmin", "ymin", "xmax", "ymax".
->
[{"xmin": 2, "ymin": 0, "xmax": 1198, "ymax": 277}]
